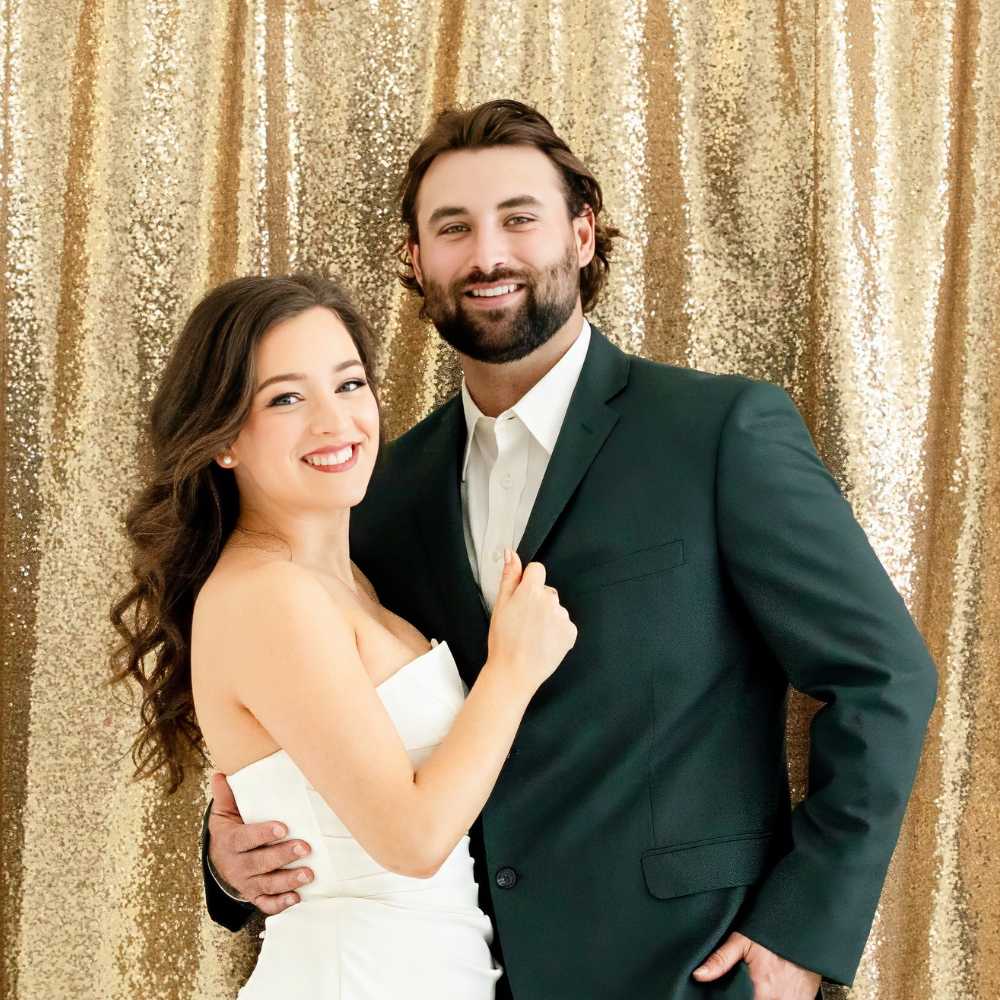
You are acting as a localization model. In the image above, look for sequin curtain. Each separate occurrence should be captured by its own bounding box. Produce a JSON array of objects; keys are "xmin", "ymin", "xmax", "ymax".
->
[{"xmin": 1, "ymin": 0, "xmax": 997, "ymax": 997}]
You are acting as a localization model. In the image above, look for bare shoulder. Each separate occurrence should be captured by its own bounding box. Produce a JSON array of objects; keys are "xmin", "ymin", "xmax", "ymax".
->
[{"xmin": 195, "ymin": 552, "xmax": 353, "ymax": 644}]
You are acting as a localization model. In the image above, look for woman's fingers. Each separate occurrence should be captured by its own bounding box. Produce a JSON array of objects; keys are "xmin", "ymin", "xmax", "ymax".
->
[{"xmin": 494, "ymin": 548, "xmax": 523, "ymax": 609}]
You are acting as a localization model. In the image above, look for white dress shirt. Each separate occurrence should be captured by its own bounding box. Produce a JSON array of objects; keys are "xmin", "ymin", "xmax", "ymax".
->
[{"xmin": 461, "ymin": 320, "xmax": 591, "ymax": 610}]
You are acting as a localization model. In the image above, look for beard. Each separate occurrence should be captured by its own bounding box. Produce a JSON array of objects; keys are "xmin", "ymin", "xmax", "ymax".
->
[{"xmin": 421, "ymin": 242, "xmax": 580, "ymax": 364}]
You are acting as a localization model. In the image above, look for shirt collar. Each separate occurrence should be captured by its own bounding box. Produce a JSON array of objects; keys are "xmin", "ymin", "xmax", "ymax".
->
[{"xmin": 461, "ymin": 319, "xmax": 591, "ymax": 479}]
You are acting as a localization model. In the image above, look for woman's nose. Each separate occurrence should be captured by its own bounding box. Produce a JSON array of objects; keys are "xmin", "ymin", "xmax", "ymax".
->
[{"xmin": 310, "ymin": 397, "xmax": 352, "ymax": 436}]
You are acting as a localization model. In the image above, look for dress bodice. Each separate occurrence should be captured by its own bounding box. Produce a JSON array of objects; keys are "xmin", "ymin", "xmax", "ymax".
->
[
  {"xmin": 226, "ymin": 641, "xmax": 500, "ymax": 998},
  {"xmin": 226, "ymin": 641, "xmax": 473, "ymax": 900}
]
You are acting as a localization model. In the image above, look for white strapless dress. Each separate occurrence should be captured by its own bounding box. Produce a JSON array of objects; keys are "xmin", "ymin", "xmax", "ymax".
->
[{"xmin": 228, "ymin": 641, "xmax": 502, "ymax": 999}]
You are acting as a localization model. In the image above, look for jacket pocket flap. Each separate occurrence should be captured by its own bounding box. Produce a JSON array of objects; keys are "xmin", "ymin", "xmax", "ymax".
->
[
  {"xmin": 565, "ymin": 538, "xmax": 684, "ymax": 597},
  {"xmin": 641, "ymin": 833, "xmax": 771, "ymax": 900}
]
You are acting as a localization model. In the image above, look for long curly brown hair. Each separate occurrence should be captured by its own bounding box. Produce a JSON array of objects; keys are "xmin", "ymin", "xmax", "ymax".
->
[{"xmin": 111, "ymin": 273, "xmax": 380, "ymax": 792}]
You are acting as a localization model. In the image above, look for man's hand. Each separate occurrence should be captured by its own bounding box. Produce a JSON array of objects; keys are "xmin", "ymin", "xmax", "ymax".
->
[
  {"xmin": 207, "ymin": 772, "xmax": 313, "ymax": 915},
  {"xmin": 693, "ymin": 931, "xmax": 822, "ymax": 999}
]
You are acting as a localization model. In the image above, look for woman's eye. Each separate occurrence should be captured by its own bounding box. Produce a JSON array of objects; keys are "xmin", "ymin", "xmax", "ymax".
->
[
  {"xmin": 267, "ymin": 392, "xmax": 301, "ymax": 407},
  {"xmin": 338, "ymin": 378, "xmax": 368, "ymax": 393}
]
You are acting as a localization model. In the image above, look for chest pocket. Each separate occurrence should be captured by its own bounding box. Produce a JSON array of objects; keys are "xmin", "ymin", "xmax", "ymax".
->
[{"xmin": 562, "ymin": 538, "xmax": 685, "ymax": 598}]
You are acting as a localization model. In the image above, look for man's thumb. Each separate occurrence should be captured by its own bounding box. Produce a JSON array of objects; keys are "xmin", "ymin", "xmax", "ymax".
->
[
  {"xmin": 494, "ymin": 548, "xmax": 522, "ymax": 608},
  {"xmin": 692, "ymin": 932, "xmax": 749, "ymax": 982},
  {"xmin": 210, "ymin": 771, "xmax": 239, "ymax": 816}
]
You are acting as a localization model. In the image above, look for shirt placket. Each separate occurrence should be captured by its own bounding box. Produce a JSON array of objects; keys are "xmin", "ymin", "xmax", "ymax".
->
[{"xmin": 480, "ymin": 413, "xmax": 529, "ymax": 610}]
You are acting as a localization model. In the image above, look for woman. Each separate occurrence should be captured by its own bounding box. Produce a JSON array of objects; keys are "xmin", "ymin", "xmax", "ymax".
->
[{"xmin": 112, "ymin": 273, "xmax": 577, "ymax": 998}]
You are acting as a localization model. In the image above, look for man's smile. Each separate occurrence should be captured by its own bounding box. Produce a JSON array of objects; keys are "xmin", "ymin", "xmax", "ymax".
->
[{"xmin": 464, "ymin": 282, "xmax": 525, "ymax": 307}]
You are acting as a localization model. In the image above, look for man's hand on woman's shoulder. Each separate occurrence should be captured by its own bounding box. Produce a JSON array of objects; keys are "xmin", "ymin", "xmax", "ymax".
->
[{"xmin": 207, "ymin": 772, "xmax": 313, "ymax": 915}]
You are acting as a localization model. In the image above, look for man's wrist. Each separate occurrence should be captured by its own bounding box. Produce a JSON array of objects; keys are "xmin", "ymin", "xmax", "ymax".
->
[
  {"xmin": 202, "ymin": 799, "xmax": 252, "ymax": 905},
  {"xmin": 207, "ymin": 849, "xmax": 249, "ymax": 903}
]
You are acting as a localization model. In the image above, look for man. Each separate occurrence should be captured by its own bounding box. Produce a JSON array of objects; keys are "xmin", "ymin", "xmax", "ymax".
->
[{"xmin": 202, "ymin": 101, "xmax": 937, "ymax": 999}]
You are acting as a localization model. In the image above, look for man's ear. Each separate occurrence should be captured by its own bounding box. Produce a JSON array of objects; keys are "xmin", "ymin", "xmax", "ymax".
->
[
  {"xmin": 575, "ymin": 207, "xmax": 597, "ymax": 269},
  {"xmin": 407, "ymin": 236, "xmax": 423, "ymax": 289}
]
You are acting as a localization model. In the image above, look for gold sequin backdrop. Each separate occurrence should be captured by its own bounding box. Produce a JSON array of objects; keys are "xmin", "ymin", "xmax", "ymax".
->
[{"xmin": 1, "ymin": 0, "xmax": 998, "ymax": 997}]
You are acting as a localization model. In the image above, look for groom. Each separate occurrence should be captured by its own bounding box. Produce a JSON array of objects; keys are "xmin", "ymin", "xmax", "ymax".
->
[{"xmin": 202, "ymin": 101, "xmax": 936, "ymax": 999}]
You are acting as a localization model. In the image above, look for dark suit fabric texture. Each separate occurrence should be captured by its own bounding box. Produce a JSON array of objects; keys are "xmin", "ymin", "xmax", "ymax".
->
[{"xmin": 203, "ymin": 330, "xmax": 937, "ymax": 999}]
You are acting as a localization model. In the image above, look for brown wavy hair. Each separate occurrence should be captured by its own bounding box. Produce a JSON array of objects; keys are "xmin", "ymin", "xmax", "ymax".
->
[
  {"xmin": 397, "ymin": 100, "xmax": 622, "ymax": 314},
  {"xmin": 111, "ymin": 273, "xmax": 380, "ymax": 792}
]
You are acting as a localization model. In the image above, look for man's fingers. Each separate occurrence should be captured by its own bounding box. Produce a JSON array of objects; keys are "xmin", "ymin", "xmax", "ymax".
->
[
  {"xmin": 521, "ymin": 561, "xmax": 547, "ymax": 587},
  {"xmin": 232, "ymin": 820, "xmax": 291, "ymax": 855},
  {"xmin": 253, "ymin": 890, "xmax": 302, "ymax": 916},
  {"xmin": 692, "ymin": 932, "xmax": 751, "ymax": 982},
  {"xmin": 237, "ymin": 837, "xmax": 311, "ymax": 878},
  {"xmin": 246, "ymin": 866, "xmax": 313, "ymax": 899}
]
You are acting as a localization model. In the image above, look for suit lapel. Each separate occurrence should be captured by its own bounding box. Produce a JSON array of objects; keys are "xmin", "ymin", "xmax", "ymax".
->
[
  {"xmin": 518, "ymin": 329, "xmax": 631, "ymax": 564},
  {"xmin": 410, "ymin": 397, "xmax": 490, "ymax": 677}
]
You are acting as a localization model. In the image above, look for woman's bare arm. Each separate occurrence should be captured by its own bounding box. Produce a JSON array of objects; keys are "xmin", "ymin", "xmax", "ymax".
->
[{"xmin": 197, "ymin": 552, "xmax": 574, "ymax": 879}]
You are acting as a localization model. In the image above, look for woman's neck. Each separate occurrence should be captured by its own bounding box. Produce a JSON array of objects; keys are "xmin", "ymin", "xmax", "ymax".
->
[{"xmin": 235, "ymin": 504, "xmax": 355, "ymax": 588}]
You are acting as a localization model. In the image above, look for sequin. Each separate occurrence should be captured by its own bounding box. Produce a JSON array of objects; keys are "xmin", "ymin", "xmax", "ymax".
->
[{"xmin": 3, "ymin": 1, "xmax": 998, "ymax": 997}]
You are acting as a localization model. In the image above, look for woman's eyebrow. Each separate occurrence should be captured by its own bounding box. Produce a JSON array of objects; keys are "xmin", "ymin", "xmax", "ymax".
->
[
  {"xmin": 255, "ymin": 360, "xmax": 363, "ymax": 394},
  {"xmin": 256, "ymin": 372, "xmax": 305, "ymax": 393}
]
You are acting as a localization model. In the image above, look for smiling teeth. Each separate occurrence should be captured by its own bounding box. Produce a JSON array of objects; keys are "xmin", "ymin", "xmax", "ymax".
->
[
  {"xmin": 305, "ymin": 445, "xmax": 354, "ymax": 467},
  {"xmin": 470, "ymin": 284, "xmax": 518, "ymax": 297}
]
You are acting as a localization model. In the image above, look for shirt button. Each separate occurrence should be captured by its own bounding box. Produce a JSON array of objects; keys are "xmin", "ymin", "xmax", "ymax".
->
[
  {"xmin": 491, "ymin": 546, "xmax": 503, "ymax": 562},
  {"xmin": 495, "ymin": 868, "xmax": 517, "ymax": 889},
  {"xmin": 501, "ymin": 475, "xmax": 513, "ymax": 489}
]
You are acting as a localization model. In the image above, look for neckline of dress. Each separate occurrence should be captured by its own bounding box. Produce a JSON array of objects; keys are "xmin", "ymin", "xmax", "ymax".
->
[{"xmin": 376, "ymin": 638, "xmax": 446, "ymax": 690}]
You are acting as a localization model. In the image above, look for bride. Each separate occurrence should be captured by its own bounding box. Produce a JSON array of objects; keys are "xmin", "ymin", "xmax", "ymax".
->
[{"xmin": 111, "ymin": 273, "xmax": 576, "ymax": 998}]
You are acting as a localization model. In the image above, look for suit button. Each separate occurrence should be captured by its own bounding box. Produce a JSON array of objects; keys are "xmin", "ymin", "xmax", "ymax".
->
[{"xmin": 495, "ymin": 867, "xmax": 517, "ymax": 889}]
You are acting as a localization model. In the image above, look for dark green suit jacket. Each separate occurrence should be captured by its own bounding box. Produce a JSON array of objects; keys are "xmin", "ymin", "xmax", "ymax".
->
[{"xmin": 204, "ymin": 329, "xmax": 936, "ymax": 999}]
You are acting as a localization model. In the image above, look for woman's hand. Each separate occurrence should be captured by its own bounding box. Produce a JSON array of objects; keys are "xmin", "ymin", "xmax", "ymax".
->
[{"xmin": 487, "ymin": 549, "xmax": 577, "ymax": 693}]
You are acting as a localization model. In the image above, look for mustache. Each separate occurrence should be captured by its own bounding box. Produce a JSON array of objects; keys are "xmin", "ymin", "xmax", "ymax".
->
[{"xmin": 457, "ymin": 268, "xmax": 533, "ymax": 291}]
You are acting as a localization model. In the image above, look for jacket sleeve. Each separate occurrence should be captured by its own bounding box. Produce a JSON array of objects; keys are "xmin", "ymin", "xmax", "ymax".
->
[
  {"xmin": 201, "ymin": 801, "xmax": 257, "ymax": 932},
  {"xmin": 715, "ymin": 381, "xmax": 937, "ymax": 985}
]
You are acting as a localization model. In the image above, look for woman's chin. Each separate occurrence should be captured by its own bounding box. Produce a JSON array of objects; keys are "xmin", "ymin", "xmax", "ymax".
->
[{"xmin": 301, "ymin": 480, "xmax": 370, "ymax": 513}]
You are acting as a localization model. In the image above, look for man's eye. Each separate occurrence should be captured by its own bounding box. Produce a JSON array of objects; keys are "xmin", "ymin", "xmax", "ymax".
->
[
  {"xmin": 440, "ymin": 224, "xmax": 467, "ymax": 235},
  {"xmin": 267, "ymin": 392, "xmax": 301, "ymax": 407},
  {"xmin": 506, "ymin": 216, "xmax": 534, "ymax": 225},
  {"xmin": 338, "ymin": 378, "xmax": 368, "ymax": 393}
]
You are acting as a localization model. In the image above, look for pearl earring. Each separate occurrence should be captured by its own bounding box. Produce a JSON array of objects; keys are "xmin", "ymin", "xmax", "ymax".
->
[{"xmin": 223, "ymin": 456, "xmax": 233, "ymax": 466}]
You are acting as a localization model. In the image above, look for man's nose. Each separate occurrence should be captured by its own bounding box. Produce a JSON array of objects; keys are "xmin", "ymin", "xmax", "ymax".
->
[{"xmin": 468, "ymin": 224, "xmax": 510, "ymax": 276}]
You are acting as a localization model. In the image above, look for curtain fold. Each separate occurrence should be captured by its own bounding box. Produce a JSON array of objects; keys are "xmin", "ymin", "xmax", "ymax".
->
[{"xmin": 2, "ymin": 1, "xmax": 997, "ymax": 997}]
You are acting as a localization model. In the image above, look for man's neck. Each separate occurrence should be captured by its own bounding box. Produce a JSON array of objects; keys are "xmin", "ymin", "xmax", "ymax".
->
[{"xmin": 460, "ymin": 303, "xmax": 585, "ymax": 418}]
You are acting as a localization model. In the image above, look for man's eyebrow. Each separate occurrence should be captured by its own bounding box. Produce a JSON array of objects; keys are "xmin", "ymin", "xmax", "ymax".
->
[
  {"xmin": 255, "ymin": 360, "xmax": 363, "ymax": 394},
  {"xmin": 427, "ymin": 205, "xmax": 467, "ymax": 228},
  {"xmin": 426, "ymin": 195, "xmax": 545, "ymax": 229},
  {"xmin": 496, "ymin": 195, "xmax": 544, "ymax": 211}
]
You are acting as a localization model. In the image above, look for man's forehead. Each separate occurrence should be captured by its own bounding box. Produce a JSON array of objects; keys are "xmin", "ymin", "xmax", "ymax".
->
[{"xmin": 416, "ymin": 146, "xmax": 563, "ymax": 217}]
